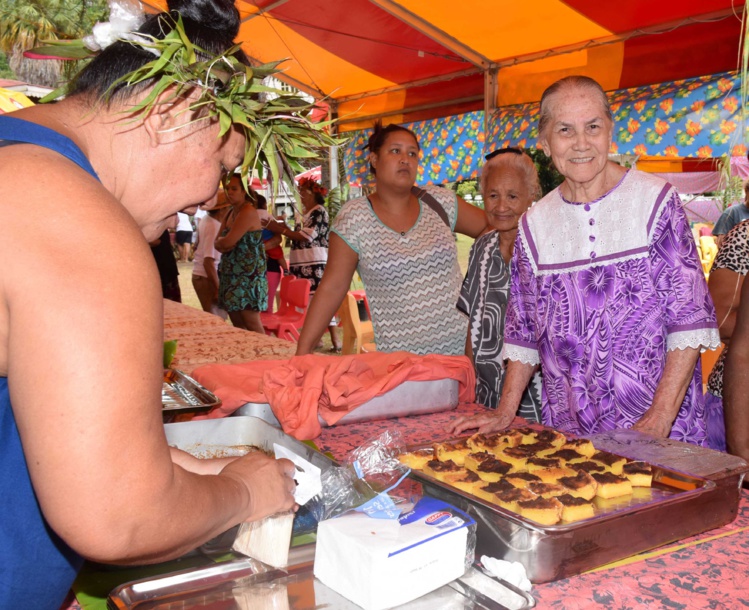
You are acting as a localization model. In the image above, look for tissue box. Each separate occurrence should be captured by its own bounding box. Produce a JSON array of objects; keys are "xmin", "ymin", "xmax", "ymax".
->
[{"xmin": 313, "ymin": 497, "xmax": 475, "ymax": 610}]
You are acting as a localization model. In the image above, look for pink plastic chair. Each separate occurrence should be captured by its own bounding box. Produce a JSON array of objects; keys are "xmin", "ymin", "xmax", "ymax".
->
[{"xmin": 261, "ymin": 278, "xmax": 311, "ymax": 342}]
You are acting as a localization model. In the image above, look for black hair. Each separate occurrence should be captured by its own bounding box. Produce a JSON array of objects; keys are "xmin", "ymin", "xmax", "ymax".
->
[
  {"xmin": 68, "ymin": 0, "xmax": 246, "ymax": 104},
  {"xmin": 255, "ymin": 194, "xmax": 267, "ymax": 210},
  {"xmin": 367, "ymin": 120, "xmax": 420, "ymax": 176}
]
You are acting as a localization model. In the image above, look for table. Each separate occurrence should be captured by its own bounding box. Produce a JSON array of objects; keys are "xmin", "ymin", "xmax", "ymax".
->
[
  {"xmin": 65, "ymin": 303, "xmax": 749, "ymax": 609},
  {"xmin": 314, "ymin": 404, "xmax": 749, "ymax": 609}
]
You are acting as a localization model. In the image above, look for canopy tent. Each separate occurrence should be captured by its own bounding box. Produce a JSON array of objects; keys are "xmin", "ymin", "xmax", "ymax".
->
[
  {"xmin": 0, "ymin": 87, "xmax": 34, "ymax": 114},
  {"xmin": 143, "ymin": 0, "xmax": 745, "ymax": 133}
]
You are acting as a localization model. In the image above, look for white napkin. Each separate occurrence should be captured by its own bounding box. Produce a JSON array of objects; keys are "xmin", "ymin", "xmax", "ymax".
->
[
  {"xmin": 481, "ymin": 555, "xmax": 533, "ymax": 592},
  {"xmin": 273, "ymin": 443, "xmax": 322, "ymax": 506}
]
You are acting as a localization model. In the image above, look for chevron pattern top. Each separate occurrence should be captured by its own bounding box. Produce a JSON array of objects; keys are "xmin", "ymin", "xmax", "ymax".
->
[{"xmin": 332, "ymin": 185, "xmax": 466, "ymax": 355}]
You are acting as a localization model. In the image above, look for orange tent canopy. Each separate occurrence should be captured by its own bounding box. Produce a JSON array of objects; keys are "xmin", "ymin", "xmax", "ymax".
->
[{"xmin": 144, "ymin": 1, "xmax": 745, "ymax": 132}]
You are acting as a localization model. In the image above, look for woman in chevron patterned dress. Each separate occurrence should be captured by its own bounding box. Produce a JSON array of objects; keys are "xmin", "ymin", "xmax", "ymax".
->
[
  {"xmin": 295, "ymin": 121, "xmax": 487, "ymax": 356},
  {"xmin": 457, "ymin": 148, "xmax": 542, "ymax": 422}
]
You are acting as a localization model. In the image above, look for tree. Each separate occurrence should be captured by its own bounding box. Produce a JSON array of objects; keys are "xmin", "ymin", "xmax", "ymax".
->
[
  {"xmin": 0, "ymin": 0, "xmax": 107, "ymax": 87},
  {"xmin": 0, "ymin": 48, "xmax": 13, "ymax": 79}
]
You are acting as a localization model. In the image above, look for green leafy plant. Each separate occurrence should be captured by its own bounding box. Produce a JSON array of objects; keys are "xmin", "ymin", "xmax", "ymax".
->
[{"xmin": 33, "ymin": 15, "xmax": 343, "ymax": 194}]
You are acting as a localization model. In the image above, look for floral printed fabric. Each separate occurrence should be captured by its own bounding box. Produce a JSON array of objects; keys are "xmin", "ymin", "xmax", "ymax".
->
[
  {"xmin": 504, "ymin": 170, "xmax": 721, "ymax": 448},
  {"xmin": 218, "ymin": 229, "xmax": 267, "ymax": 313}
]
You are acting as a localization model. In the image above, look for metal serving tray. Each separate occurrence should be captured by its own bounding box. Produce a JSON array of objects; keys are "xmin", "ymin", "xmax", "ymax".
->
[
  {"xmin": 409, "ymin": 437, "xmax": 718, "ymax": 583},
  {"xmin": 235, "ymin": 378, "xmax": 460, "ymax": 428},
  {"xmin": 164, "ymin": 416, "xmax": 337, "ymax": 557},
  {"xmin": 162, "ymin": 369, "xmax": 220, "ymax": 418},
  {"xmin": 107, "ymin": 558, "xmax": 536, "ymax": 610}
]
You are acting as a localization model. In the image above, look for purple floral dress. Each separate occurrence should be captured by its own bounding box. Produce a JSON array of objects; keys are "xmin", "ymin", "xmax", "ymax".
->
[{"xmin": 504, "ymin": 170, "xmax": 721, "ymax": 448}]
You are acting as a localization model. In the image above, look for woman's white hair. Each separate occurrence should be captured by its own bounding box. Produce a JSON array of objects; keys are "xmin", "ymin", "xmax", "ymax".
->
[{"xmin": 480, "ymin": 151, "xmax": 542, "ymax": 202}]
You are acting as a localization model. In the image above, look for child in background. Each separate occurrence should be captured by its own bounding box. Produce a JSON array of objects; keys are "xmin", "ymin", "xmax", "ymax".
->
[{"xmin": 255, "ymin": 193, "xmax": 288, "ymax": 312}]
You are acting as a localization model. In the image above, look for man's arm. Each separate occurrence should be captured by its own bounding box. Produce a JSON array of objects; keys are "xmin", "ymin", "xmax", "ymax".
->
[{"xmin": 723, "ymin": 278, "xmax": 749, "ymax": 461}]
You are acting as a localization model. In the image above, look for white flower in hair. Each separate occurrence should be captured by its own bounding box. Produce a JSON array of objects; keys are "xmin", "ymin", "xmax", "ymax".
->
[{"xmin": 83, "ymin": 0, "xmax": 156, "ymax": 55}]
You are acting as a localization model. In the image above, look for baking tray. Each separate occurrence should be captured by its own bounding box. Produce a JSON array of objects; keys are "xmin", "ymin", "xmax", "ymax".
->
[
  {"xmin": 164, "ymin": 416, "xmax": 337, "ymax": 557},
  {"xmin": 107, "ymin": 558, "xmax": 535, "ymax": 609},
  {"xmin": 407, "ymin": 436, "xmax": 718, "ymax": 583},
  {"xmin": 235, "ymin": 378, "xmax": 460, "ymax": 428},
  {"xmin": 162, "ymin": 369, "xmax": 220, "ymax": 419}
]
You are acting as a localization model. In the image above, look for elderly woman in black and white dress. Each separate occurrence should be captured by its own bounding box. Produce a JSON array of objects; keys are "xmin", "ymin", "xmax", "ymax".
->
[{"xmin": 457, "ymin": 148, "xmax": 543, "ymax": 421}]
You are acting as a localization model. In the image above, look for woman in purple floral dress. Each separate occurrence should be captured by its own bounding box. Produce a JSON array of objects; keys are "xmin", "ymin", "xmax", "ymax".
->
[{"xmin": 451, "ymin": 75, "xmax": 722, "ymax": 449}]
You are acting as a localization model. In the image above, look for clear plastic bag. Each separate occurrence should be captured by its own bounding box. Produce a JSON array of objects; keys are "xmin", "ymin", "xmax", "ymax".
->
[{"xmin": 310, "ymin": 429, "xmax": 410, "ymax": 522}]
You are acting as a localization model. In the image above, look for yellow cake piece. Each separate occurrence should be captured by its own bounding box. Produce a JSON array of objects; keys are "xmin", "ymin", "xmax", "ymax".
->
[
  {"xmin": 557, "ymin": 470, "xmax": 598, "ymax": 501},
  {"xmin": 531, "ymin": 428, "xmax": 567, "ymax": 448},
  {"xmin": 467, "ymin": 433, "xmax": 509, "ymax": 455},
  {"xmin": 473, "ymin": 456, "xmax": 514, "ymax": 483},
  {"xmin": 622, "ymin": 461, "xmax": 653, "ymax": 487},
  {"xmin": 511, "ymin": 426, "xmax": 540, "ymax": 445},
  {"xmin": 517, "ymin": 496, "xmax": 563, "ymax": 525},
  {"xmin": 525, "ymin": 456, "xmax": 562, "ymax": 472},
  {"xmin": 557, "ymin": 493, "xmax": 596, "ymax": 522},
  {"xmin": 463, "ymin": 451, "xmax": 494, "ymax": 473},
  {"xmin": 591, "ymin": 472, "xmax": 633, "ymax": 499},
  {"xmin": 569, "ymin": 460, "xmax": 607, "ymax": 475},
  {"xmin": 505, "ymin": 472, "xmax": 542, "ymax": 490},
  {"xmin": 591, "ymin": 451, "xmax": 627, "ymax": 475},
  {"xmin": 474, "ymin": 479, "xmax": 517, "ymax": 503},
  {"xmin": 534, "ymin": 466, "xmax": 577, "ymax": 484},
  {"xmin": 433, "ymin": 439, "xmax": 471, "ymax": 466},
  {"xmin": 527, "ymin": 481, "xmax": 566, "ymax": 498},
  {"xmin": 493, "ymin": 488, "xmax": 537, "ymax": 513},
  {"xmin": 397, "ymin": 448, "xmax": 434, "ymax": 470},
  {"xmin": 546, "ymin": 448, "xmax": 587, "ymax": 464},
  {"xmin": 423, "ymin": 458, "xmax": 463, "ymax": 481},
  {"xmin": 498, "ymin": 446, "xmax": 531, "ymax": 469},
  {"xmin": 561, "ymin": 437, "xmax": 596, "ymax": 458},
  {"xmin": 442, "ymin": 469, "xmax": 483, "ymax": 494},
  {"xmin": 496, "ymin": 429, "xmax": 525, "ymax": 447}
]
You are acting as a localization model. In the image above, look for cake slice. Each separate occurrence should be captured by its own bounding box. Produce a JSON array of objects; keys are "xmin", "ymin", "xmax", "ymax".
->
[
  {"xmin": 463, "ymin": 451, "xmax": 495, "ymax": 472},
  {"xmin": 569, "ymin": 460, "xmax": 607, "ymax": 475},
  {"xmin": 591, "ymin": 451, "xmax": 627, "ymax": 475},
  {"xmin": 530, "ymin": 428, "xmax": 567, "ymax": 448},
  {"xmin": 546, "ymin": 448, "xmax": 586, "ymax": 464},
  {"xmin": 467, "ymin": 432, "xmax": 508, "ymax": 455},
  {"xmin": 517, "ymin": 496, "xmax": 563, "ymax": 525},
  {"xmin": 525, "ymin": 456, "xmax": 562, "ymax": 472},
  {"xmin": 534, "ymin": 466, "xmax": 578, "ymax": 484},
  {"xmin": 473, "ymin": 456, "xmax": 514, "ymax": 482},
  {"xmin": 591, "ymin": 472, "xmax": 633, "ymax": 499},
  {"xmin": 557, "ymin": 470, "xmax": 598, "ymax": 500},
  {"xmin": 561, "ymin": 437, "xmax": 596, "ymax": 458},
  {"xmin": 557, "ymin": 493, "xmax": 595, "ymax": 522},
  {"xmin": 397, "ymin": 448, "xmax": 434, "ymax": 470},
  {"xmin": 505, "ymin": 472, "xmax": 542, "ymax": 490},
  {"xmin": 442, "ymin": 468, "xmax": 483, "ymax": 494},
  {"xmin": 493, "ymin": 488, "xmax": 537, "ymax": 513},
  {"xmin": 527, "ymin": 481, "xmax": 566, "ymax": 498},
  {"xmin": 433, "ymin": 439, "xmax": 471, "ymax": 466},
  {"xmin": 498, "ymin": 446, "xmax": 531, "ymax": 469},
  {"xmin": 622, "ymin": 461, "xmax": 653, "ymax": 487},
  {"xmin": 423, "ymin": 459, "xmax": 463, "ymax": 481},
  {"xmin": 474, "ymin": 479, "xmax": 517, "ymax": 503}
]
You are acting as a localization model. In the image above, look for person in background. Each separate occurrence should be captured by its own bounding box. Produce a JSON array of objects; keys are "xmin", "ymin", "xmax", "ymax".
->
[
  {"xmin": 457, "ymin": 148, "xmax": 542, "ymax": 423},
  {"xmin": 0, "ymin": 0, "xmax": 301, "ymax": 606},
  {"xmin": 192, "ymin": 191, "xmax": 230, "ymax": 319},
  {"xmin": 175, "ymin": 211, "xmax": 194, "ymax": 262},
  {"xmin": 254, "ymin": 193, "xmax": 288, "ymax": 312},
  {"xmin": 712, "ymin": 181, "xmax": 749, "ymax": 248},
  {"xmin": 706, "ymin": 219, "xmax": 749, "ymax": 453},
  {"xmin": 150, "ymin": 215, "xmax": 181, "ymax": 303},
  {"xmin": 722, "ymin": 273, "xmax": 749, "ymax": 462},
  {"xmin": 266, "ymin": 177, "xmax": 343, "ymax": 350},
  {"xmin": 449, "ymin": 75, "xmax": 721, "ymax": 449},
  {"xmin": 293, "ymin": 123, "xmax": 486, "ymax": 356},
  {"xmin": 215, "ymin": 173, "xmax": 268, "ymax": 333}
]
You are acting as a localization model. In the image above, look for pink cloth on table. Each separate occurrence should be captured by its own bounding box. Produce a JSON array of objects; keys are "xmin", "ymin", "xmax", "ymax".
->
[{"xmin": 191, "ymin": 351, "xmax": 475, "ymax": 440}]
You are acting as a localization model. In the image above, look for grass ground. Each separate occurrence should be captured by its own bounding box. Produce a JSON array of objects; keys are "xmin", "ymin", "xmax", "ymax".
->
[{"xmin": 176, "ymin": 234, "xmax": 475, "ymax": 352}]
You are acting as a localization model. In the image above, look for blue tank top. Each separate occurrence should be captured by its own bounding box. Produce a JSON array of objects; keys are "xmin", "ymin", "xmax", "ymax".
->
[{"xmin": 0, "ymin": 115, "xmax": 99, "ymax": 609}]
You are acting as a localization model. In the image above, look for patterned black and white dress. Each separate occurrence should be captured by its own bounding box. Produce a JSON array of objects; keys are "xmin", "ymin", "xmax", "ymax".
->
[
  {"xmin": 457, "ymin": 230, "xmax": 542, "ymax": 421},
  {"xmin": 289, "ymin": 204, "xmax": 330, "ymax": 294}
]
